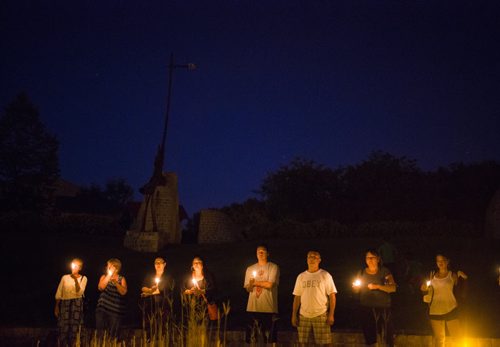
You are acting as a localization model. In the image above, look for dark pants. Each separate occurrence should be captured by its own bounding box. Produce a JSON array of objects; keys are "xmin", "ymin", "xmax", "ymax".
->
[
  {"xmin": 95, "ymin": 310, "xmax": 122, "ymax": 339},
  {"xmin": 58, "ymin": 298, "xmax": 84, "ymax": 347},
  {"xmin": 360, "ymin": 306, "xmax": 394, "ymax": 347},
  {"xmin": 245, "ymin": 312, "xmax": 278, "ymax": 343}
]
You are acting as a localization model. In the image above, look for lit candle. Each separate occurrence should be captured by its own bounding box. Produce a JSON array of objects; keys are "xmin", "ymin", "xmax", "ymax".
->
[
  {"xmin": 71, "ymin": 262, "xmax": 77, "ymax": 270},
  {"xmin": 155, "ymin": 277, "xmax": 160, "ymax": 285},
  {"xmin": 107, "ymin": 269, "xmax": 113, "ymax": 276},
  {"xmin": 426, "ymin": 280, "xmax": 431, "ymax": 287},
  {"xmin": 252, "ymin": 271, "xmax": 257, "ymax": 279},
  {"xmin": 192, "ymin": 278, "xmax": 198, "ymax": 288},
  {"xmin": 353, "ymin": 279, "xmax": 361, "ymax": 287}
]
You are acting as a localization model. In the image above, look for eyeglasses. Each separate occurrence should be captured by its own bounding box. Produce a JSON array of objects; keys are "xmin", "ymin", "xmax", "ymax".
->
[{"xmin": 366, "ymin": 256, "xmax": 378, "ymax": 260}]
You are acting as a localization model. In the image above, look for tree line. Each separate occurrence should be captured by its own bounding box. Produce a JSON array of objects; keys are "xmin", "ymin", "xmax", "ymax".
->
[
  {"xmin": 2, "ymin": 93, "xmax": 499, "ymax": 238},
  {"xmin": 0, "ymin": 93, "xmax": 133, "ymax": 234}
]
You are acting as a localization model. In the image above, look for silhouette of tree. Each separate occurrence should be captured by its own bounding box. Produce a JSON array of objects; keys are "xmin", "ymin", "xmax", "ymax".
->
[
  {"xmin": 74, "ymin": 178, "xmax": 134, "ymax": 214},
  {"xmin": 430, "ymin": 161, "xmax": 500, "ymax": 222},
  {"xmin": 258, "ymin": 158, "xmax": 342, "ymax": 222},
  {"xmin": 0, "ymin": 93, "xmax": 59, "ymax": 213},
  {"xmin": 341, "ymin": 151, "xmax": 425, "ymax": 222}
]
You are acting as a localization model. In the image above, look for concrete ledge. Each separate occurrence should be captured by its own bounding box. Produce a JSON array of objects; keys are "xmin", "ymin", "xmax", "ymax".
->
[{"xmin": 1, "ymin": 327, "xmax": 499, "ymax": 346}]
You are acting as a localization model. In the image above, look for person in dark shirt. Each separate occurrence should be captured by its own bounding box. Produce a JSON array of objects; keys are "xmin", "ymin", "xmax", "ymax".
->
[
  {"xmin": 353, "ymin": 249, "xmax": 396, "ymax": 347},
  {"xmin": 183, "ymin": 256, "xmax": 218, "ymax": 322},
  {"xmin": 141, "ymin": 257, "xmax": 174, "ymax": 329}
]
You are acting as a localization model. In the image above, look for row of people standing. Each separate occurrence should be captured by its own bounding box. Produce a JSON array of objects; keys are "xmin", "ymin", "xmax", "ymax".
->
[
  {"xmin": 55, "ymin": 247, "xmax": 468, "ymax": 347},
  {"xmin": 244, "ymin": 245, "xmax": 468, "ymax": 347},
  {"xmin": 245, "ymin": 246, "xmax": 393, "ymax": 347},
  {"xmin": 54, "ymin": 256, "xmax": 216, "ymax": 346}
]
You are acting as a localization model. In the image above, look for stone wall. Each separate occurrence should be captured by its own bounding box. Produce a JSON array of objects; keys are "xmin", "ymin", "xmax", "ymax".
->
[{"xmin": 197, "ymin": 209, "xmax": 241, "ymax": 244}]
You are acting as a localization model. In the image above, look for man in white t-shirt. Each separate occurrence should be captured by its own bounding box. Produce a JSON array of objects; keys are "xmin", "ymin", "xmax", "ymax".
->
[
  {"xmin": 292, "ymin": 251, "xmax": 337, "ymax": 346},
  {"xmin": 244, "ymin": 244, "xmax": 280, "ymax": 344}
]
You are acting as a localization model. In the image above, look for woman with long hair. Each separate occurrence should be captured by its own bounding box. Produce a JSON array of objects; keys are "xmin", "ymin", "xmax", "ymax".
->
[
  {"xmin": 183, "ymin": 256, "xmax": 217, "ymax": 321},
  {"xmin": 421, "ymin": 253, "xmax": 467, "ymax": 347}
]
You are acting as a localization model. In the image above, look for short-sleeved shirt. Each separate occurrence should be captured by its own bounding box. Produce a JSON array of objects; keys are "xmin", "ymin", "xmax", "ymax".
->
[
  {"xmin": 55, "ymin": 274, "xmax": 87, "ymax": 300},
  {"xmin": 292, "ymin": 269, "xmax": 337, "ymax": 318},
  {"xmin": 244, "ymin": 262, "xmax": 279, "ymax": 313},
  {"xmin": 359, "ymin": 266, "xmax": 392, "ymax": 308}
]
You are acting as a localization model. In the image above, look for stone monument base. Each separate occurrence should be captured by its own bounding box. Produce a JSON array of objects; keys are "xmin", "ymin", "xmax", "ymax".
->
[{"xmin": 123, "ymin": 230, "xmax": 166, "ymax": 252}]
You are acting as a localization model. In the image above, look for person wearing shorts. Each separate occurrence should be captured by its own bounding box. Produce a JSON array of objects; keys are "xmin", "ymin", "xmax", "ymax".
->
[{"xmin": 292, "ymin": 251, "xmax": 337, "ymax": 346}]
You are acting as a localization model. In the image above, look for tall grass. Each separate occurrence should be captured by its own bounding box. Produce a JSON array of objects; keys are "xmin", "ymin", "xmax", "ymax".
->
[{"xmin": 66, "ymin": 295, "xmax": 230, "ymax": 347}]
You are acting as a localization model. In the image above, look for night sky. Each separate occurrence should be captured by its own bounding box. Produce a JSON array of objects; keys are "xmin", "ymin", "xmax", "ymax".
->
[{"xmin": 1, "ymin": 1, "xmax": 499, "ymax": 216}]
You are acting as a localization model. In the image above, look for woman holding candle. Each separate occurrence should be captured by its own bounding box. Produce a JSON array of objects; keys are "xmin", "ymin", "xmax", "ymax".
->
[
  {"xmin": 183, "ymin": 256, "xmax": 217, "ymax": 320},
  {"xmin": 141, "ymin": 257, "xmax": 173, "ymax": 324},
  {"xmin": 54, "ymin": 258, "xmax": 87, "ymax": 347},
  {"xmin": 96, "ymin": 258, "xmax": 128, "ymax": 339},
  {"xmin": 352, "ymin": 249, "xmax": 396, "ymax": 347},
  {"xmin": 420, "ymin": 253, "xmax": 467, "ymax": 347}
]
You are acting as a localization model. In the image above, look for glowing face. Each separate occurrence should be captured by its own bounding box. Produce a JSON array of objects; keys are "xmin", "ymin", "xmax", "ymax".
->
[
  {"xmin": 192, "ymin": 258, "xmax": 203, "ymax": 271},
  {"xmin": 71, "ymin": 260, "xmax": 81, "ymax": 273},
  {"xmin": 365, "ymin": 253, "xmax": 379, "ymax": 267},
  {"xmin": 436, "ymin": 255, "xmax": 449, "ymax": 270},
  {"xmin": 307, "ymin": 252, "xmax": 321, "ymax": 266},
  {"xmin": 154, "ymin": 259, "xmax": 166, "ymax": 271},
  {"xmin": 107, "ymin": 263, "xmax": 115, "ymax": 276},
  {"xmin": 256, "ymin": 247, "xmax": 268, "ymax": 262}
]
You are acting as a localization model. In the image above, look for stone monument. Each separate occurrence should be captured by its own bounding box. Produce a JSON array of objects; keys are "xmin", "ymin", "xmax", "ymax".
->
[
  {"xmin": 124, "ymin": 172, "xmax": 181, "ymax": 252},
  {"xmin": 124, "ymin": 54, "xmax": 195, "ymax": 252}
]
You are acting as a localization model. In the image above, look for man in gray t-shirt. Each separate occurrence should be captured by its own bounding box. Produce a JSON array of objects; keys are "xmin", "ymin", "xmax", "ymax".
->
[{"xmin": 243, "ymin": 244, "xmax": 280, "ymax": 344}]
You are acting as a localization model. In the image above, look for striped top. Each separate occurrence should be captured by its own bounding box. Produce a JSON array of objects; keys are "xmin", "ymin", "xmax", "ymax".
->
[{"xmin": 96, "ymin": 275, "xmax": 126, "ymax": 317}]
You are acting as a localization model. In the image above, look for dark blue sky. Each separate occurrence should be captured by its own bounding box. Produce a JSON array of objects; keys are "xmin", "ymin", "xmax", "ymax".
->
[{"xmin": 1, "ymin": 1, "xmax": 500, "ymax": 215}]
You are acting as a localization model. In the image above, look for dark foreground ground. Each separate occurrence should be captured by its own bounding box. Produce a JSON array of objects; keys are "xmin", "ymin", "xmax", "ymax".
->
[{"xmin": 0, "ymin": 231, "xmax": 499, "ymax": 338}]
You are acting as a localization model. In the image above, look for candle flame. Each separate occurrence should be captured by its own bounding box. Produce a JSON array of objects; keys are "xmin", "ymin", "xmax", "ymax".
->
[
  {"xmin": 252, "ymin": 271, "xmax": 257, "ymax": 278},
  {"xmin": 107, "ymin": 270, "xmax": 112, "ymax": 276},
  {"xmin": 155, "ymin": 277, "xmax": 160, "ymax": 285},
  {"xmin": 353, "ymin": 279, "xmax": 361, "ymax": 287},
  {"xmin": 71, "ymin": 262, "xmax": 77, "ymax": 270},
  {"xmin": 426, "ymin": 280, "xmax": 431, "ymax": 286}
]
